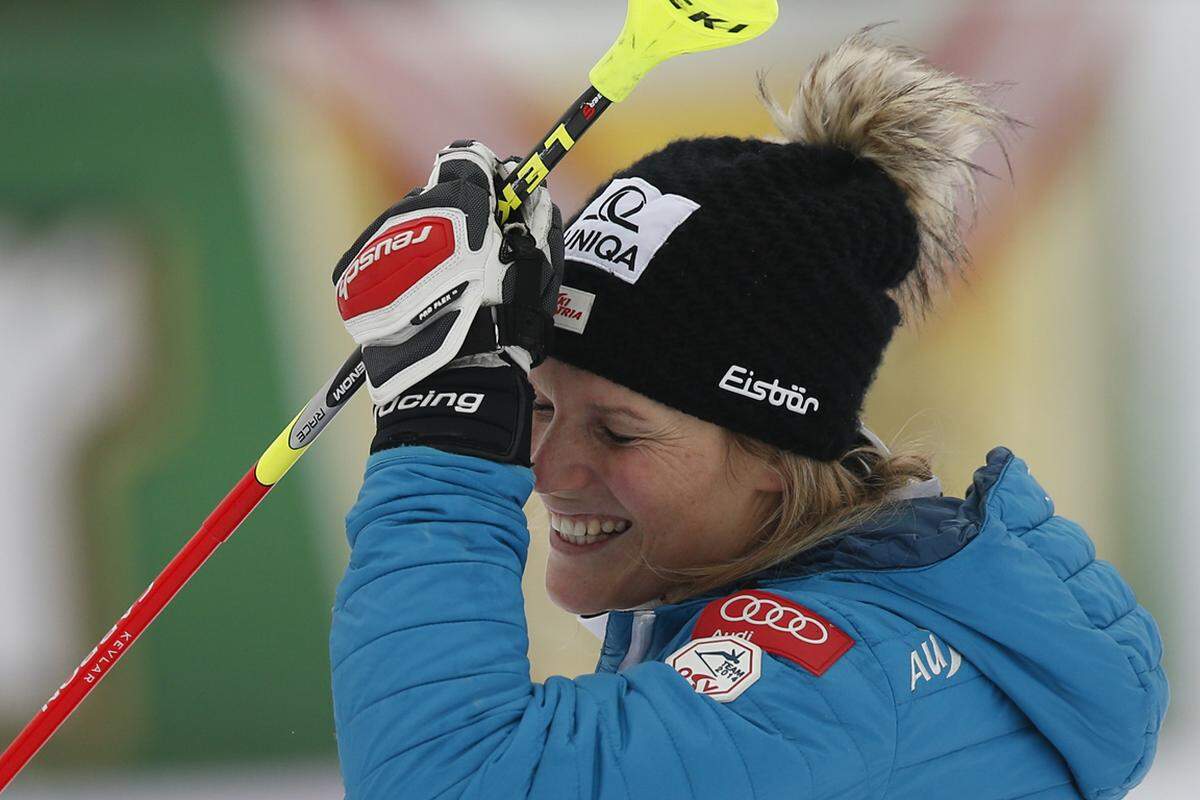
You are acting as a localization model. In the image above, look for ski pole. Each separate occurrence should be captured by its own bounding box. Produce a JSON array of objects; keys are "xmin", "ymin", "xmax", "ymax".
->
[{"xmin": 0, "ymin": 0, "xmax": 778, "ymax": 791}]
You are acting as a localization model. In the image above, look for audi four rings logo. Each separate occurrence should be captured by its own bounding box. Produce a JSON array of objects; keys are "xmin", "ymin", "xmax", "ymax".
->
[{"xmin": 720, "ymin": 594, "xmax": 829, "ymax": 645}]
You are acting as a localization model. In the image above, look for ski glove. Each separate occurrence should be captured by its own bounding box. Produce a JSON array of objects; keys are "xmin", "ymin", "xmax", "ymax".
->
[{"xmin": 332, "ymin": 140, "xmax": 564, "ymax": 465}]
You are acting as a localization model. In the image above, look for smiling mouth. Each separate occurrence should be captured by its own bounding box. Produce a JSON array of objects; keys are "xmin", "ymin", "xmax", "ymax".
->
[{"xmin": 548, "ymin": 512, "xmax": 631, "ymax": 547}]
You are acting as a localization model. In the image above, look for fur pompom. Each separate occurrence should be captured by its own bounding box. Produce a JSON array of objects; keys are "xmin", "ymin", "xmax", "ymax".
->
[{"xmin": 758, "ymin": 24, "xmax": 1021, "ymax": 314}]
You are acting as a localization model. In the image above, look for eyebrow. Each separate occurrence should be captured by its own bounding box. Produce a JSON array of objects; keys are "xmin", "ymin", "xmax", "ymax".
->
[{"xmin": 590, "ymin": 404, "xmax": 651, "ymax": 423}]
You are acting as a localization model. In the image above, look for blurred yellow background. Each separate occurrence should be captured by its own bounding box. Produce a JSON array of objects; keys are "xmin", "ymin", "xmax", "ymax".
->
[{"xmin": 0, "ymin": 1, "xmax": 1193, "ymax": 797}]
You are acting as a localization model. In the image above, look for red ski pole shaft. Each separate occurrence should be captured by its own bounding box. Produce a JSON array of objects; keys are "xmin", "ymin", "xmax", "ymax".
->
[{"xmin": 0, "ymin": 350, "xmax": 366, "ymax": 792}]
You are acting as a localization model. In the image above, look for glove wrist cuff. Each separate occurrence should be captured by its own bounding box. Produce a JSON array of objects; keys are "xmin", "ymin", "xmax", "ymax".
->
[{"xmin": 371, "ymin": 360, "xmax": 533, "ymax": 466}]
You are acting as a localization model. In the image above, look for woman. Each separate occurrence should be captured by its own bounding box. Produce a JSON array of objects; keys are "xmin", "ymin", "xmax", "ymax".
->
[{"xmin": 328, "ymin": 30, "xmax": 1167, "ymax": 799}]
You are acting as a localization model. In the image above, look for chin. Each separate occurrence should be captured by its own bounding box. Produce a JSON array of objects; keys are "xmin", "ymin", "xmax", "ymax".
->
[
  {"xmin": 545, "ymin": 569, "xmax": 606, "ymax": 616},
  {"xmin": 545, "ymin": 561, "xmax": 663, "ymax": 615}
]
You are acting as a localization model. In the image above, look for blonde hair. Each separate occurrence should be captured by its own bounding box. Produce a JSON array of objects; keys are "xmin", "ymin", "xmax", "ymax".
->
[{"xmin": 654, "ymin": 433, "xmax": 934, "ymax": 604}]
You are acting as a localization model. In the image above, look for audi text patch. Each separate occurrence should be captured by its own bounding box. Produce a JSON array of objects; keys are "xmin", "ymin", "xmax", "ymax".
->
[
  {"xmin": 564, "ymin": 177, "xmax": 699, "ymax": 284},
  {"xmin": 691, "ymin": 590, "xmax": 853, "ymax": 676}
]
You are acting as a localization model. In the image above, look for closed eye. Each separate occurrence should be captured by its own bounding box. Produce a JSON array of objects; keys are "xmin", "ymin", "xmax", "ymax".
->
[
  {"xmin": 532, "ymin": 399, "xmax": 639, "ymax": 445},
  {"xmin": 600, "ymin": 426, "xmax": 639, "ymax": 445}
]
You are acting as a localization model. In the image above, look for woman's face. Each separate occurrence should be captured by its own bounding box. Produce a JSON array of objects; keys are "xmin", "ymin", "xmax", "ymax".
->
[{"xmin": 529, "ymin": 358, "xmax": 781, "ymax": 615}]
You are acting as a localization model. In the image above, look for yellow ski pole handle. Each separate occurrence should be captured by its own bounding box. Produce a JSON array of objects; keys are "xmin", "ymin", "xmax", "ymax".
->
[
  {"xmin": 498, "ymin": 0, "xmax": 779, "ymax": 222},
  {"xmin": 591, "ymin": 0, "xmax": 779, "ymax": 103}
]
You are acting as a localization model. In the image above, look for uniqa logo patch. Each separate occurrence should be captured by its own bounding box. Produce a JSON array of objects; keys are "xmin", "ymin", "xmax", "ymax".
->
[
  {"xmin": 667, "ymin": 635, "xmax": 762, "ymax": 703},
  {"xmin": 564, "ymin": 177, "xmax": 699, "ymax": 284}
]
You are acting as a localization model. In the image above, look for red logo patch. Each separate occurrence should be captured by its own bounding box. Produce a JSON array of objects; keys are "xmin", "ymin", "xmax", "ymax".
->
[
  {"xmin": 691, "ymin": 590, "xmax": 853, "ymax": 676},
  {"xmin": 336, "ymin": 216, "xmax": 455, "ymax": 319}
]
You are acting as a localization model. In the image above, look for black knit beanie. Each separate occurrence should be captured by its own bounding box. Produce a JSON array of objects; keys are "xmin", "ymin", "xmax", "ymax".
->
[{"xmin": 548, "ymin": 29, "xmax": 1012, "ymax": 461}]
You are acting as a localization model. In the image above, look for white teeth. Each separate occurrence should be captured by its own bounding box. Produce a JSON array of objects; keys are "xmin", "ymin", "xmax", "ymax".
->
[{"xmin": 548, "ymin": 512, "xmax": 631, "ymax": 546}]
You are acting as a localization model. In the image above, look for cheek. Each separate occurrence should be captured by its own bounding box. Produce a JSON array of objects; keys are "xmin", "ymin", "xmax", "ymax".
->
[
  {"xmin": 606, "ymin": 450, "xmax": 740, "ymax": 564},
  {"xmin": 603, "ymin": 454, "xmax": 675, "ymax": 517}
]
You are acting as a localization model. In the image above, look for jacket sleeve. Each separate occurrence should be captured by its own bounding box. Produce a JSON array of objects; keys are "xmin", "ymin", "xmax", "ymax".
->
[{"xmin": 331, "ymin": 447, "xmax": 896, "ymax": 800}]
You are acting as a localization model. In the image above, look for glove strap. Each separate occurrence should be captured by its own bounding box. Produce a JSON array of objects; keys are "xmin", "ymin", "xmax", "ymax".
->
[
  {"xmin": 430, "ymin": 227, "xmax": 551, "ymax": 366},
  {"xmin": 454, "ymin": 307, "xmax": 505, "ymax": 359},
  {"xmin": 498, "ymin": 227, "xmax": 554, "ymax": 366},
  {"xmin": 453, "ymin": 303, "xmax": 553, "ymax": 369}
]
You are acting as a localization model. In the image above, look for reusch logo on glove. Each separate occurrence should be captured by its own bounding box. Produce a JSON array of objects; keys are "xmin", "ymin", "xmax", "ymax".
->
[
  {"xmin": 337, "ymin": 216, "xmax": 455, "ymax": 319},
  {"xmin": 565, "ymin": 177, "xmax": 699, "ymax": 284}
]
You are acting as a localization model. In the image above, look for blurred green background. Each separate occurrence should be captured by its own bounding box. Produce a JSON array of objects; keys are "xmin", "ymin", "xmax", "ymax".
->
[{"xmin": 0, "ymin": 1, "xmax": 1194, "ymax": 797}]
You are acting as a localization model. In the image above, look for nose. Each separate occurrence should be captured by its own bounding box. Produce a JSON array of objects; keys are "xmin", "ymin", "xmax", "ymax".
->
[{"xmin": 531, "ymin": 418, "xmax": 593, "ymax": 497}]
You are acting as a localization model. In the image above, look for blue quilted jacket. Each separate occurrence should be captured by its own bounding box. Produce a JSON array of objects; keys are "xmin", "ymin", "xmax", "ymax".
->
[{"xmin": 330, "ymin": 445, "xmax": 1167, "ymax": 799}]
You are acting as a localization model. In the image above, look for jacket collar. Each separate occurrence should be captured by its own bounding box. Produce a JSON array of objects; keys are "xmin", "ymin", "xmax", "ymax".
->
[{"xmin": 577, "ymin": 466, "xmax": 978, "ymax": 675}]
